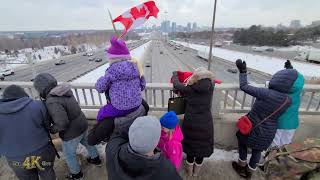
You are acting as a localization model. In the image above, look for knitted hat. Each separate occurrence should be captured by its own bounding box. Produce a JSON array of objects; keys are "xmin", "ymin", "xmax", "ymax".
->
[
  {"xmin": 106, "ymin": 36, "xmax": 131, "ymax": 59},
  {"xmin": 3, "ymin": 85, "xmax": 29, "ymax": 99},
  {"xmin": 129, "ymin": 116, "xmax": 161, "ymax": 155},
  {"xmin": 160, "ymin": 111, "xmax": 179, "ymax": 129},
  {"xmin": 33, "ymin": 73, "xmax": 57, "ymax": 99}
]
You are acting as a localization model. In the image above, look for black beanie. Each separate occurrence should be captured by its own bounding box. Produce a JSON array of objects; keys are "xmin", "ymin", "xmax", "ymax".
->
[{"xmin": 3, "ymin": 85, "xmax": 29, "ymax": 99}]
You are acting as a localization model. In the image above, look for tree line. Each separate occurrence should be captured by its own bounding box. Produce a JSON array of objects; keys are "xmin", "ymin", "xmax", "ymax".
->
[{"xmin": 233, "ymin": 25, "xmax": 320, "ymax": 46}]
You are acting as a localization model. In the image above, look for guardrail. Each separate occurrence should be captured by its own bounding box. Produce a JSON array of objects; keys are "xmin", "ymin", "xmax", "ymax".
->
[{"xmin": 0, "ymin": 82, "xmax": 319, "ymax": 115}]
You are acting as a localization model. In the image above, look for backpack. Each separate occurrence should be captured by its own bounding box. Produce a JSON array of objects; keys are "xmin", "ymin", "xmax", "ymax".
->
[{"xmin": 264, "ymin": 139, "xmax": 320, "ymax": 180}]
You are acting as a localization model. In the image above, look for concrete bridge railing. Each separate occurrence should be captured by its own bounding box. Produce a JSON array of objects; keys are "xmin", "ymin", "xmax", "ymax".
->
[{"xmin": 1, "ymin": 81, "xmax": 319, "ymax": 116}]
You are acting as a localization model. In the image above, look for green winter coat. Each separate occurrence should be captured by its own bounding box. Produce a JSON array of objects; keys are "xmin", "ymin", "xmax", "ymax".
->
[{"xmin": 277, "ymin": 73, "xmax": 304, "ymax": 129}]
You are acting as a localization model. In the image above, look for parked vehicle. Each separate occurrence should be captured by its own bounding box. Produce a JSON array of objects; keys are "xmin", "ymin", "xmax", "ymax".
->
[
  {"xmin": 89, "ymin": 57, "xmax": 95, "ymax": 61},
  {"xmin": 265, "ymin": 48, "xmax": 274, "ymax": 52},
  {"xmin": 0, "ymin": 69, "xmax": 14, "ymax": 76},
  {"xmin": 55, "ymin": 59, "xmax": 66, "ymax": 65},
  {"xmin": 214, "ymin": 42, "xmax": 223, "ymax": 47},
  {"xmin": 252, "ymin": 47, "xmax": 264, "ymax": 52},
  {"xmin": 95, "ymin": 58, "xmax": 102, "ymax": 62},
  {"xmin": 227, "ymin": 68, "xmax": 238, "ymax": 74},
  {"xmin": 0, "ymin": 74, "xmax": 4, "ymax": 81},
  {"xmin": 83, "ymin": 53, "xmax": 87, "ymax": 56},
  {"xmin": 294, "ymin": 50, "xmax": 320, "ymax": 63}
]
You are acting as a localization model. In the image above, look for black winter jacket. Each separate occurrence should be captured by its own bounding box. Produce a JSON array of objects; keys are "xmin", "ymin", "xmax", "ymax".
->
[
  {"xmin": 106, "ymin": 127, "xmax": 182, "ymax": 180},
  {"xmin": 172, "ymin": 72, "xmax": 214, "ymax": 157},
  {"xmin": 238, "ymin": 70, "xmax": 296, "ymax": 150}
]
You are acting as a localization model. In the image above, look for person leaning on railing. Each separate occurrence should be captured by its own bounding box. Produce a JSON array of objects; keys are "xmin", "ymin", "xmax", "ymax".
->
[
  {"xmin": 232, "ymin": 59, "xmax": 297, "ymax": 178},
  {"xmin": 0, "ymin": 85, "xmax": 56, "ymax": 180}
]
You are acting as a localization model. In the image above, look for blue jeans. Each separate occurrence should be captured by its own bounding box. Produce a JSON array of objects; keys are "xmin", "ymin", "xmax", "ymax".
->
[{"xmin": 62, "ymin": 131, "xmax": 99, "ymax": 174}]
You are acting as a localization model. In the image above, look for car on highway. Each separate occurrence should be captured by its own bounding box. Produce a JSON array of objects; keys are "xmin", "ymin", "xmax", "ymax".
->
[
  {"xmin": 87, "ymin": 53, "xmax": 94, "ymax": 57},
  {"xmin": 160, "ymin": 51, "xmax": 164, "ymax": 54},
  {"xmin": 83, "ymin": 53, "xmax": 87, "ymax": 56},
  {"xmin": 265, "ymin": 48, "xmax": 274, "ymax": 52},
  {"xmin": 55, "ymin": 59, "xmax": 66, "ymax": 65},
  {"xmin": 145, "ymin": 62, "xmax": 151, "ymax": 67},
  {"xmin": 227, "ymin": 68, "xmax": 238, "ymax": 74},
  {"xmin": 0, "ymin": 69, "xmax": 14, "ymax": 76},
  {"xmin": 0, "ymin": 74, "xmax": 4, "ymax": 81},
  {"xmin": 95, "ymin": 58, "xmax": 102, "ymax": 62},
  {"xmin": 89, "ymin": 57, "xmax": 95, "ymax": 61}
]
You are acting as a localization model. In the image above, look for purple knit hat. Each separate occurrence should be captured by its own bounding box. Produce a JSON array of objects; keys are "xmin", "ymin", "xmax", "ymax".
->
[{"xmin": 106, "ymin": 36, "xmax": 131, "ymax": 59}]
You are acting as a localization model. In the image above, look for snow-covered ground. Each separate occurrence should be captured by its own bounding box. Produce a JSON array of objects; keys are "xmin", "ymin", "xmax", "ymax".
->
[{"xmin": 175, "ymin": 41, "xmax": 320, "ymax": 78}]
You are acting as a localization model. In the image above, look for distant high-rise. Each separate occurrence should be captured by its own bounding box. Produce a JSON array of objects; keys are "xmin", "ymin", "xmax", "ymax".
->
[
  {"xmin": 290, "ymin": 20, "xmax": 302, "ymax": 29},
  {"xmin": 161, "ymin": 21, "xmax": 171, "ymax": 32},
  {"xmin": 177, "ymin": 25, "xmax": 184, "ymax": 32},
  {"xmin": 310, "ymin": 20, "xmax": 320, "ymax": 27},
  {"xmin": 192, "ymin": 23, "xmax": 197, "ymax": 32},
  {"xmin": 171, "ymin": 22, "xmax": 177, "ymax": 32},
  {"xmin": 187, "ymin": 23, "xmax": 192, "ymax": 32}
]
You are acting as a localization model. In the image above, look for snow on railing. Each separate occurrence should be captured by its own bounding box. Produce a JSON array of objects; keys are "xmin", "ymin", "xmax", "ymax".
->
[{"xmin": 0, "ymin": 82, "xmax": 320, "ymax": 115}]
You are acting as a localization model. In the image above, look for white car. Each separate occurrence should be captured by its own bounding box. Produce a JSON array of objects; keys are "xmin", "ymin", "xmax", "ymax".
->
[{"xmin": 0, "ymin": 69, "xmax": 14, "ymax": 76}]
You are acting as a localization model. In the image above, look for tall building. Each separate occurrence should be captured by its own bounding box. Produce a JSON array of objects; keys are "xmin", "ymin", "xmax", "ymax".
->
[
  {"xmin": 177, "ymin": 25, "xmax": 184, "ymax": 32},
  {"xmin": 171, "ymin": 22, "xmax": 177, "ymax": 33},
  {"xmin": 290, "ymin": 20, "xmax": 302, "ymax": 29},
  {"xmin": 161, "ymin": 21, "xmax": 171, "ymax": 32},
  {"xmin": 187, "ymin": 23, "xmax": 192, "ymax": 32},
  {"xmin": 310, "ymin": 20, "xmax": 320, "ymax": 27},
  {"xmin": 192, "ymin": 22, "xmax": 197, "ymax": 32}
]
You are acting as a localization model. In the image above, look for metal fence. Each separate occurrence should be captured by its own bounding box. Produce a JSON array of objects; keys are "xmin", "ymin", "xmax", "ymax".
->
[{"xmin": 0, "ymin": 82, "xmax": 320, "ymax": 115}]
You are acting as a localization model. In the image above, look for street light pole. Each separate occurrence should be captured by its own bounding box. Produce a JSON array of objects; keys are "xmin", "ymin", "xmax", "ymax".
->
[{"xmin": 208, "ymin": 0, "xmax": 218, "ymax": 71}]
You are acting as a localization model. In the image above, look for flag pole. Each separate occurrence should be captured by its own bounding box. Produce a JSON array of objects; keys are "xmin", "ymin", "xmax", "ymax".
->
[
  {"xmin": 208, "ymin": 0, "xmax": 218, "ymax": 71},
  {"xmin": 108, "ymin": 9, "xmax": 119, "ymax": 37}
]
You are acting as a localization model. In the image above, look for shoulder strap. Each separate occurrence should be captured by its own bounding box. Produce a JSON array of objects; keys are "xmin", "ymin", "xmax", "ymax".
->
[{"xmin": 253, "ymin": 97, "xmax": 289, "ymax": 130}]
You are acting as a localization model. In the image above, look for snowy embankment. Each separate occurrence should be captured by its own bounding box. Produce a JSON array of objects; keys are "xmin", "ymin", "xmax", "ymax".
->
[
  {"xmin": 0, "ymin": 43, "xmax": 106, "ymax": 70},
  {"xmin": 71, "ymin": 41, "xmax": 151, "ymax": 106},
  {"xmin": 175, "ymin": 41, "xmax": 320, "ymax": 79}
]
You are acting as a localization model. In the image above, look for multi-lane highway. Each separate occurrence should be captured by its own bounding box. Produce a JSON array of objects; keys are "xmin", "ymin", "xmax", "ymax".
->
[
  {"xmin": 144, "ymin": 40, "xmax": 270, "ymax": 84},
  {"xmin": 3, "ymin": 40, "xmax": 148, "ymax": 82}
]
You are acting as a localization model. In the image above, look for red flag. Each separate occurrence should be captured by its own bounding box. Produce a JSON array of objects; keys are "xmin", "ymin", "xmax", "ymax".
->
[{"xmin": 113, "ymin": 1, "xmax": 159, "ymax": 36}]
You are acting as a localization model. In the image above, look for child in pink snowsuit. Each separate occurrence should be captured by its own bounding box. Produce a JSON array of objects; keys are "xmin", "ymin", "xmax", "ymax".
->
[{"xmin": 157, "ymin": 111, "xmax": 184, "ymax": 171}]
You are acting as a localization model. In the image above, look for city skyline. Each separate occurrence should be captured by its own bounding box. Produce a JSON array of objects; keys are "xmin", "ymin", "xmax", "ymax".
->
[{"xmin": 0, "ymin": 0, "xmax": 320, "ymax": 31}]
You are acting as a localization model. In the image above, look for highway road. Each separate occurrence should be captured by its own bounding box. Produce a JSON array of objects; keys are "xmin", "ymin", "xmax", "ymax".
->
[{"xmin": 3, "ymin": 40, "xmax": 148, "ymax": 82}]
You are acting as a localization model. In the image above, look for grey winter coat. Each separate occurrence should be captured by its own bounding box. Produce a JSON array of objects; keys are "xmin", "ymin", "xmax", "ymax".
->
[
  {"xmin": 46, "ymin": 84, "xmax": 88, "ymax": 141},
  {"xmin": 238, "ymin": 69, "xmax": 297, "ymax": 150}
]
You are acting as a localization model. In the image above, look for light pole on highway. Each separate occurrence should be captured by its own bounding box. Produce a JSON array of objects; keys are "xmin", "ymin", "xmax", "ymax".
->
[{"xmin": 208, "ymin": 0, "xmax": 218, "ymax": 71}]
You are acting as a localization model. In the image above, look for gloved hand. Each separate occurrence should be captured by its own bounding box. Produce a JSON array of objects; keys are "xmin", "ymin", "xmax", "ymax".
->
[
  {"xmin": 236, "ymin": 59, "xmax": 247, "ymax": 73},
  {"xmin": 284, "ymin": 60, "xmax": 293, "ymax": 69}
]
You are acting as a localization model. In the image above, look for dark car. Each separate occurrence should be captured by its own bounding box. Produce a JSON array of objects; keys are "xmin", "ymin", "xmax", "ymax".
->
[
  {"xmin": 0, "ymin": 74, "xmax": 4, "ymax": 81},
  {"xmin": 83, "ymin": 53, "xmax": 87, "ymax": 56},
  {"xmin": 145, "ymin": 62, "xmax": 151, "ymax": 67},
  {"xmin": 95, "ymin": 58, "xmax": 102, "ymax": 62}
]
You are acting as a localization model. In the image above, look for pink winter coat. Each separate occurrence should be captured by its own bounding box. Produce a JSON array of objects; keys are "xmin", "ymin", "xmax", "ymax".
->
[{"xmin": 157, "ymin": 126, "xmax": 184, "ymax": 170}]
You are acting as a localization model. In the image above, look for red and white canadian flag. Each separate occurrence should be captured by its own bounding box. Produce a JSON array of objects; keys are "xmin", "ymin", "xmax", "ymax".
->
[{"xmin": 113, "ymin": 1, "xmax": 159, "ymax": 35}]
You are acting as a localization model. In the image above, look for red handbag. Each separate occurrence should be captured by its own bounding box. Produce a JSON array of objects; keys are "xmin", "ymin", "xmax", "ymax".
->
[{"xmin": 237, "ymin": 97, "xmax": 289, "ymax": 135}]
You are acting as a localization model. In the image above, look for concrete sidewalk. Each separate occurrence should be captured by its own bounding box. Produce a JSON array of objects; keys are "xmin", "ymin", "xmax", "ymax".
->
[{"xmin": 0, "ymin": 154, "xmax": 266, "ymax": 180}]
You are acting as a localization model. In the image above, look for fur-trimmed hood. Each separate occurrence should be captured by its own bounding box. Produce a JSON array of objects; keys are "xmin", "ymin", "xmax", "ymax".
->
[{"xmin": 187, "ymin": 67, "xmax": 214, "ymax": 85}]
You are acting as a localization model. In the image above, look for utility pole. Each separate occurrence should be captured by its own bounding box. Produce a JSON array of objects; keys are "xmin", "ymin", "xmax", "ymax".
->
[{"xmin": 208, "ymin": 0, "xmax": 218, "ymax": 71}]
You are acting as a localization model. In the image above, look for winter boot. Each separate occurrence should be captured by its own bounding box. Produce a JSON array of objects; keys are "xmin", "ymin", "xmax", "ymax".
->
[
  {"xmin": 185, "ymin": 160, "xmax": 194, "ymax": 177},
  {"xmin": 87, "ymin": 156, "xmax": 102, "ymax": 167},
  {"xmin": 245, "ymin": 164, "xmax": 257, "ymax": 179},
  {"xmin": 193, "ymin": 162, "xmax": 203, "ymax": 177},
  {"xmin": 66, "ymin": 171, "xmax": 83, "ymax": 180},
  {"xmin": 232, "ymin": 159, "xmax": 248, "ymax": 178}
]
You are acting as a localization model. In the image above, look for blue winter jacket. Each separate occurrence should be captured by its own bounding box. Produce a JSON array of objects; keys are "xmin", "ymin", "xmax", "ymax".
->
[
  {"xmin": 277, "ymin": 72, "xmax": 304, "ymax": 129},
  {"xmin": 238, "ymin": 69, "xmax": 297, "ymax": 150},
  {"xmin": 0, "ymin": 97, "xmax": 51, "ymax": 158}
]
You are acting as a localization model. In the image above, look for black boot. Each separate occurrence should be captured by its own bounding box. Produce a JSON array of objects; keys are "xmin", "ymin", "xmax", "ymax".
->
[
  {"xmin": 66, "ymin": 171, "xmax": 83, "ymax": 180},
  {"xmin": 232, "ymin": 161, "xmax": 247, "ymax": 178},
  {"xmin": 87, "ymin": 156, "xmax": 102, "ymax": 167}
]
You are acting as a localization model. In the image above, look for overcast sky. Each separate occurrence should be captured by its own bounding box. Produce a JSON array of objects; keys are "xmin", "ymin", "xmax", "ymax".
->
[{"xmin": 0, "ymin": 0, "xmax": 319, "ymax": 31}]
